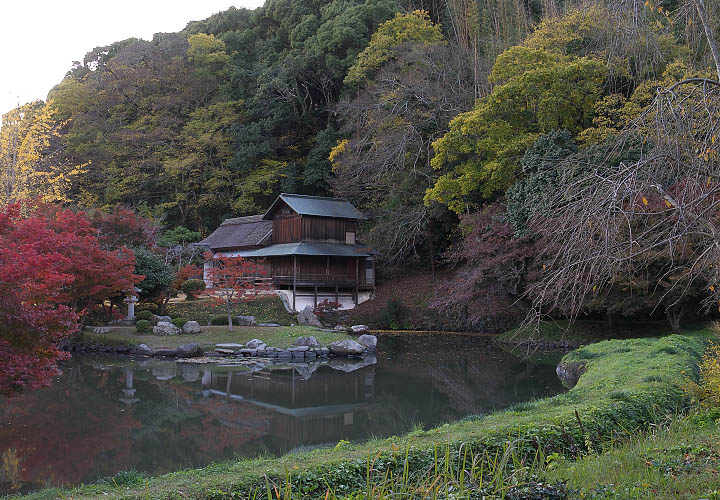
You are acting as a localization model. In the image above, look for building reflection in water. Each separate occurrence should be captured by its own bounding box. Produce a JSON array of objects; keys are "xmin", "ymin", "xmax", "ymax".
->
[{"xmin": 198, "ymin": 360, "xmax": 377, "ymax": 449}]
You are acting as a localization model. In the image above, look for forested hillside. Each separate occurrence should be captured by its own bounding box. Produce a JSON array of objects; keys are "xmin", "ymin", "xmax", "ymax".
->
[{"xmin": 2, "ymin": 0, "xmax": 719, "ymax": 331}]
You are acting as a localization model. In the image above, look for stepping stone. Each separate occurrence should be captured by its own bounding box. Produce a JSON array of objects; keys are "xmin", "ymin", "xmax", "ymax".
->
[
  {"xmin": 215, "ymin": 348, "xmax": 236, "ymax": 355},
  {"xmin": 215, "ymin": 343, "xmax": 244, "ymax": 349}
]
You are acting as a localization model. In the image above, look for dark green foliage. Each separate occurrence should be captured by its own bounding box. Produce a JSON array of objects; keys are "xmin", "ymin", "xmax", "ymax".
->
[
  {"xmin": 133, "ymin": 247, "xmax": 174, "ymax": 300},
  {"xmin": 381, "ymin": 299, "xmax": 410, "ymax": 329},
  {"xmin": 211, "ymin": 314, "xmax": 230, "ymax": 326},
  {"xmin": 181, "ymin": 279, "xmax": 205, "ymax": 300},
  {"xmin": 506, "ymin": 129, "xmax": 577, "ymax": 236},
  {"xmin": 135, "ymin": 320, "xmax": 152, "ymax": 333},
  {"xmin": 171, "ymin": 318, "xmax": 187, "ymax": 328},
  {"xmin": 134, "ymin": 310, "xmax": 154, "ymax": 322},
  {"xmin": 158, "ymin": 226, "xmax": 202, "ymax": 247}
]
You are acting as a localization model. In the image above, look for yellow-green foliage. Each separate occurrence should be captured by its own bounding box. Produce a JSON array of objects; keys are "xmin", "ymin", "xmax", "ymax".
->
[
  {"xmin": 344, "ymin": 10, "xmax": 445, "ymax": 87},
  {"xmin": 426, "ymin": 47, "xmax": 605, "ymax": 212},
  {"xmin": 685, "ymin": 340, "xmax": 720, "ymax": 408}
]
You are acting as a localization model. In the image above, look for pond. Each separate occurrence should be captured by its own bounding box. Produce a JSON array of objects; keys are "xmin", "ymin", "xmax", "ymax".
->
[{"xmin": 0, "ymin": 334, "xmax": 565, "ymax": 494}]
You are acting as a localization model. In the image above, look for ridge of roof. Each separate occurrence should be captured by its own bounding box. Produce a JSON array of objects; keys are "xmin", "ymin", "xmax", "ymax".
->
[{"xmin": 263, "ymin": 193, "xmax": 366, "ymax": 220}]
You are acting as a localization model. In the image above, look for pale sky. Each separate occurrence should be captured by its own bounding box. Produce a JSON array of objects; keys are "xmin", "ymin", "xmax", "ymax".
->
[{"xmin": 0, "ymin": 0, "xmax": 265, "ymax": 117}]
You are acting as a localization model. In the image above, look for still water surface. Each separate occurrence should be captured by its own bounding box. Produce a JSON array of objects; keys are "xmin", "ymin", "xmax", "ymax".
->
[{"xmin": 0, "ymin": 335, "xmax": 564, "ymax": 494}]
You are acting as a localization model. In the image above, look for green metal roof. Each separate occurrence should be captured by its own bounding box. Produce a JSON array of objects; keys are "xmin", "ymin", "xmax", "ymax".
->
[
  {"xmin": 264, "ymin": 193, "xmax": 366, "ymax": 220},
  {"xmin": 242, "ymin": 242, "xmax": 373, "ymax": 258}
]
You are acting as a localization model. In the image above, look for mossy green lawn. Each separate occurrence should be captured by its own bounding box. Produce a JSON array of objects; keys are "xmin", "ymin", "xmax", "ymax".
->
[
  {"xmin": 15, "ymin": 330, "xmax": 716, "ymax": 499},
  {"xmin": 164, "ymin": 296, "xmax": 295, "ymax": 325},
  {"xmin": 75, "ymin": 325, "xmax": 349, "ymax": 350}
]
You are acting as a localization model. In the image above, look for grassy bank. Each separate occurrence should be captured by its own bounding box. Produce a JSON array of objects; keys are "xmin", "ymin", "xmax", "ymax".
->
[
  {"xmin": 544, "ymin": 409, "xmax": 720, "ymax": 499},
  {"xmin": 14, "ymin": 330, "xmax": 714, "ymax": 500},
  {"xmin": 74, "ymin": 325, "xmax": 348, "ymax": 351}
]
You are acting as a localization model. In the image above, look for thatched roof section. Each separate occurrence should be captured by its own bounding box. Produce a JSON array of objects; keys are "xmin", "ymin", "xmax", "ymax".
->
[{"xmin": 197, "ymin": 215, "xmax": 272, "ymax": 251}]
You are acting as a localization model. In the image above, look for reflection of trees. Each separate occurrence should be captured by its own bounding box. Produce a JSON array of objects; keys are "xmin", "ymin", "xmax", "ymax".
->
[{"xmin": 0, "ymin": 363, "xmax": 141, "ymax": 492}]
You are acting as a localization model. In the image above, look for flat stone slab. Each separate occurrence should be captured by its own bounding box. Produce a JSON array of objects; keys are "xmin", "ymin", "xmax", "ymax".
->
[
  {"xmin": 215, "ymin": 348, "xmax": 236, "ymax": 355},
  {"xmin": 257, "ymin": 323, "xmax": 281, "ymax": 327},
  {"xmin": 215, "ymin": 343, "xmax": 244, "ymax": 349}
]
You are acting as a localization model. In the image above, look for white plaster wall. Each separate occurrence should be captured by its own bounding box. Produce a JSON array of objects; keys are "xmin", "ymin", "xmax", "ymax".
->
[{"xmin": 275, "ymin": 290, "xmax": 372, "ymax": 312}]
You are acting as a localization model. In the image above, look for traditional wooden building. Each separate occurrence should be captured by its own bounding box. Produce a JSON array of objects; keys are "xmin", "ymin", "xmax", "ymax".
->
[{"xmin": 199, "ymin": 194, "xmax": 377, "ymax": 310}]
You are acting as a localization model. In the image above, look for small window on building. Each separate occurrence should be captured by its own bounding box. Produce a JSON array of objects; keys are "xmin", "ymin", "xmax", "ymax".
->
[{"xmin": 345, "ymin": 231, "xmax": 356, "ymax": 245}]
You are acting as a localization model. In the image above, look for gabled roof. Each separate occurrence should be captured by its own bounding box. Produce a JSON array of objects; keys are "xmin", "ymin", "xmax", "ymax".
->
[
  {"xmin": 264, "ymin": 193, "xmax": 366, "ymax": 220},
  {"xmin": 196, "ymin": 215, "xmax": 272, "ymax": 251}
]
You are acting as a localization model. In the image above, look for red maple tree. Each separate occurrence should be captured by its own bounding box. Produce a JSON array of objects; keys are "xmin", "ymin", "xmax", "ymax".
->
[
  {"xmin": 0, "ymin": 202, "xmax": 143, "ymax": 396},
  {"xmin": 204, "ymin": 253, "xmax": 265, "ymax": 330}
]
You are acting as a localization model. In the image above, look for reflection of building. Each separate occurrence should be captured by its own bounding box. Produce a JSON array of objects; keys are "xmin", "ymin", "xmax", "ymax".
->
[{"xmin": 201, "ymin": 365, "xmax": 375, "ymax": 447}]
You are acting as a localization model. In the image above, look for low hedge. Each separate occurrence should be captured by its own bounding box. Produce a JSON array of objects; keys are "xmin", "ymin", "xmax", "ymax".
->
[
  {"xmin": 171, "ymin": 317, "xmax": 187, "ymax": 328},
  {"xmin": 135, "ymin": 319, "xmax": 151, "ymax": 333},
  {"xmin": 20, "ymin": 332, "xmax": 713, "ymax": 500},
  {"xmin": 135, "ymin": 310, "xmax": 154, "ymax": 323}
]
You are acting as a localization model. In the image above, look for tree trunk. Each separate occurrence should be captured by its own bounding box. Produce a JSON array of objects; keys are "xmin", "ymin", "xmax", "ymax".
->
[
  {"xmin": 693, "ymin": 0, "xmax": 720, "ymax": 81},
  {"xmin": 665, "ymin": 303, "xmax": 686, "ymax": 333},
  {"xmin": 227, "ymin": 299, "xmax": 233, "ymax": 332}
]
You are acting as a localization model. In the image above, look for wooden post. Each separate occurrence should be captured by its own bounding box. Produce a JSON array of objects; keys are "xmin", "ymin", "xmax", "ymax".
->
[
  {"xmin": 354, "ymin": 257, "xmax": 359, "ymax": 305},
  {"xmin": 326, "ymin": 256, "xmax": 330, "ymax": 285},
  {"xmin": 292, "ymin": 255, "xmax": 297, "ymax": 311},
  {"xmin": 314, "ymin": 285, "xmax": 318, "ymax": 308},
  {"xmin": 335, "ymin": 285, "xmax": 339, "ymax": 304}
]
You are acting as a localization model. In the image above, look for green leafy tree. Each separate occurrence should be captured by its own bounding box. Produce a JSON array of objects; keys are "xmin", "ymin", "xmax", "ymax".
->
[
  {"xmin": 426, "ymin": 46, "xmax": 605, "ymax": 213},
  {"xmin": 344, "ymin": 10, "xmax": 445, "ymax": 87}
]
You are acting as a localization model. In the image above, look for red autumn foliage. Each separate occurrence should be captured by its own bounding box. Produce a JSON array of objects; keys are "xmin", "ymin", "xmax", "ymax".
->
[
  {"xmin": 205, "ymin": 253, "xmax": 266, "ymax": 330},
  {"xmin": 432, "ymin": 203, "xmax": 538, "ymax": 332},
  {"xmin": 87, "ymin": 206, "xmax": 159, "ymax": 250},
  {"xmin": 172, "ymin": 264, "xmax": 203, "ymax": 290},
  {"xmin": 0, "ymin": 202, "xmax": 143, "ymax": 396}
]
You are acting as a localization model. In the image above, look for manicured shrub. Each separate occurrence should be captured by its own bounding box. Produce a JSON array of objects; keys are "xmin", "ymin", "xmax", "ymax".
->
[
  {"xmin": 181, "ymin": 279, "xmax": 206, "ymax": 300},
  {"xmin": 171, "ymin": 318, "xmax": 187, "ymax": 328},
  {"xmin": 136, "ymin": 302, "xmax": 158, "ymax": 314},
  {"xmin": 135, "ymin": 310, "xmax": 154, "ymax": 322},
  {"xmin": 135, "ymin": 320, "xmax": 152, "ymax": 333},
  {"xmin": 211, "ymin": 314, "xmax": 230, "ymax": 326}
]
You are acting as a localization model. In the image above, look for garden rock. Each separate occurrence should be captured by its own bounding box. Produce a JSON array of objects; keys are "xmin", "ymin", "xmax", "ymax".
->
[
  {"xmin": 556, "ymin": 361, "xmax": 586, "ymax": 389},
  {"xmin": 258, "ymin": 323, "xmax": 280, "ymax": 327},
  {"xmin": 176, "ymin": 343, "xmax": 203, "ymax": 358},
  {"xmin": 294, "ymin": 336, "xmax": 321, "ymax": 348},
  {"xmin": 334, "ymin": 325, "xmax": 347, "ymax": 331},
  {"xmin": 153, "ymin": 315, "xmax": 172, "ymax": 323},
  {"xmin": 153, "ymin": 321, "xmax": 181, "ymax": 336},
  {"xmin": 351, "ymin": 325, "xmax": 370, "ymax": 334},
  {"xmin": 328, "ymin": 339, "xmax": 366, "ymax": 356},
  {"xmin": 93, "ymin": 327, "xmax": 110, "ymax": 334},
  {"xmin": 234, "ymin": 315, "xmax": 256, "ymax": 326},
  {"xmin": 297, "ymin": 306, "xmax": 323, "ymax": 328},
  {"xmin": 246, "ymin": 338, "xmax": 267, "ymax": 349},
  {"xmin": 357, "ymin": 334, "xmax": 377, "ymax": 351},
  {"xmin": 135, "ymin": 344, "xmax": 153, "ymax": 356},
  {"xmin": 182, "ymin": 321, "xmax": 202, "ymax": 334}
]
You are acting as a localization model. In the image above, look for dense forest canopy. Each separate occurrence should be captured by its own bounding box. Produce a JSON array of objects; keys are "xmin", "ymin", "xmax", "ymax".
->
[{"xmin": 2, "ymin": 0, "xmax": 720, "ymax": 332}]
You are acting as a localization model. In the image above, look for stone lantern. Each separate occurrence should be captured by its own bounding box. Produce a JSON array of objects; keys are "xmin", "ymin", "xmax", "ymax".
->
[{"xmin": 123, "ymin": 286, "xmax": 142, "ymax": 321}]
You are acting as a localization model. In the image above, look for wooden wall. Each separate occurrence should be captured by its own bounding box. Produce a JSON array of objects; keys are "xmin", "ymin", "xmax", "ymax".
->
[
  {"xmin": 272, "ymin": 215, "xmax": 358, "ymax": 244},
  {"xmin": 301, "ymin": 216, "xmax": 357, "ymax": 243},
  {"xmin": 272, "ymin": 216, "xmax": 302, "ymax": 244}
]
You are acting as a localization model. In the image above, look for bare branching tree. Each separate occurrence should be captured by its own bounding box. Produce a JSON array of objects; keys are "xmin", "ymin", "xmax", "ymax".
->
[{"xmin": 528, "ymin": 79, "xmax": 720, "ymax": 331}]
